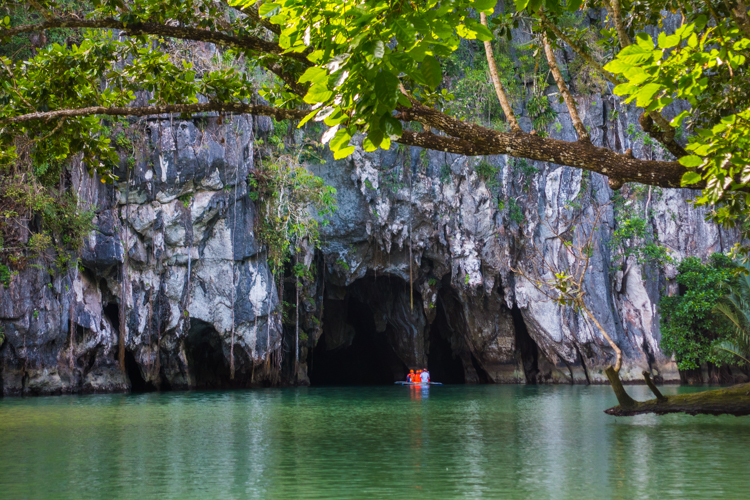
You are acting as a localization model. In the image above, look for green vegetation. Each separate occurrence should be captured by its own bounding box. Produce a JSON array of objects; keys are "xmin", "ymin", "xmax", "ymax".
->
[
  {"xmin": 660, "ymin": 254, "xmax": 740, "ymax": 370},
  {"xmin": 610, "ymin": 185, "xmax": 672, "ymax": 272},
  {"xmin": 712, "ymin": 265, "xmax": 750, "ymax": 366},
  {"xmin": 604, "ymin": 15, "xmax": 750, "ymax": 249},
  {"xmin": 474, "ymin": 159, "xmax": 500, "ymax": 189},
  {"xmin": 526, "ymin": 94, "xmax": 557, "ymax": 137},
  {"xmin": 248, "ymin": 154, "xmax": 336, "ymax": 271}
]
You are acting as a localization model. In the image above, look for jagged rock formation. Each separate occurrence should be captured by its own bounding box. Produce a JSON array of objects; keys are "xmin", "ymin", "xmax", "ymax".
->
[
  {"xmin": 307, "ymin": 95, "xmax": 733, "ymax": 386},
  {"xmin": 0, "ymin": 114, "xmax": 283, "ymax": 395},
  {"xmin": 0, "ymin": 98, "xmax": 736, "ymax": 395}
]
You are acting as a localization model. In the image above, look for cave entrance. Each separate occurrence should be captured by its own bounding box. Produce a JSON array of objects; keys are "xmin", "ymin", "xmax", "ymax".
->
[
  {"xmin": 124, "ymin": 350, "xmax": 157, "ymax": 393},
  {"xmin": 185, "ymin": 318, "xmax": 233, "ymax": 389},
  {"xmin": 309, "ymin": 279, "xmax": 408, "ymax": 386},
  {"xmin": 427, "ymin": 297, "xmax": 466, "ymax": 384},
  {"xmin": 512, "ymin": 306, "xmax": 541, "ymax": 384}
]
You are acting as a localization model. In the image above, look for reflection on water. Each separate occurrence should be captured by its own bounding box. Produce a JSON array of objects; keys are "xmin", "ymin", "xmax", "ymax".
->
[{"xmin": 1, "ymin": 384, "xmax": 749, "ymax": 499}]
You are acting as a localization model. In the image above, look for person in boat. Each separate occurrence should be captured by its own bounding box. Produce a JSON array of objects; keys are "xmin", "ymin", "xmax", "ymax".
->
[
  {"xmin": 406, "ymin": 370, "xmax": 415, "ymax": 383},
  {"xmin": 420, "ymin": 369, "xmax": 430, "ymax": 384},
  {"xmin": 415, "ymin": 369, "xmax": 423, "ymax": 383}
]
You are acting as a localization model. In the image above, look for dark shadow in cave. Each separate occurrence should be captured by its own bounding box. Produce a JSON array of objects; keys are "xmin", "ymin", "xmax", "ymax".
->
[
  {"xmin": 185, "ymin": 318, "xmax": 233, "ymax": 389},
  {"xmin": 124, "ymin": 350, "xmax": 157, "ymax": 392},
  {"xmin": 309, "ymin": 281, "xmax": 407, "ymax": 386},
  {"xmin": 427, "ymin": 300, "xmax": 465, "ymax": 384},
  {"xmin": 512, "ymin": 305, "xmax": 540, "ymax": 384}
]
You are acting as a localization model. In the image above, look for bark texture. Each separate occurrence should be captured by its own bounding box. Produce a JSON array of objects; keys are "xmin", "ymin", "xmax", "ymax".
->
[{"xmin": 605, "ymin": 383, "xmax": 750, "ymax": 416}]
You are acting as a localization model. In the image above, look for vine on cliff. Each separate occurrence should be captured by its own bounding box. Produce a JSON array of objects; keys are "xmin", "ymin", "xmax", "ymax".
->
[{"xmin": 248, "ymin": 153, "xmax": 336, "ymax": 271}]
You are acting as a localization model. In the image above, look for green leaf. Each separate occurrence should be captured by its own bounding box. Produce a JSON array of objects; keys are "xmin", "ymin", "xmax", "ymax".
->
[
  {"xmin": 472, "ymin": 0, "xmax": 496, "ymax": 13},
  {"xmin": 635, "ymin": 32, "xmax": 653, "ymax": 51},
  {"xmin": 258, "ymin": 2, "xmax": 279, "ymax": 17},
  {"xmin": 679, "ymin": 155, "xmax": 705, "ymax": 168},
  {"xmin": 393, "ymin": 20, "xmax": 416, "ymax": 46},
  {"xmin": 374, "ymin": 71, "xmax": 400, "ymax": 104},
  {"xmin": 421, "ymin": 55, "xmax": 442, "ymax": 90},
  {"xmin": 633, "ymin": 82, "xmax": 662, "ymax": 107},
  {"xmin": 299, "ymin": 67, "xmax": 328, "ymax": 85},
  {"xmin": 566, "ymin": 0, "xmax": 582, "ymax": 11},
  {"xmin": 303, "ymin": 84, "xmax": 333, "ymax": 104},
  {"xmin": 297, "ymin": 110, "xmax": 318, "ymax": 128},
  {"xmin": 657, "ymin": 32, "xmax": 680, "ymax": 49},
  {"xmin": 333, "ymin": 146, "xmax": 356, "ymax": 159},
  {"xmin": 406, "ymin": 42, "xmax": 428, "ymax": 62},
  {"xmin": 528, "ymin": 0, "xmax": 543, "ymax": 12},
  {"xmin": 681, "ymin": 171, "xmax": 702, "ymax": 185},
  {"xmin": 464, "ymin": 19, "xmax": 493, "ymax": 41},
  {"xmin": 603, "ymin": 59, "xmax": 631, "ymax": 74},
  {"xmin": 381, "ymin": 115, "xmax": 403, "ymax": 137},
  {"xmin": 329, "ymin": 128, "xmax": 352, "ymax": 152},
  {"xmin": 670, "ymin": 110, "xmax": 690, "ymax": 128},
  {"xmin": 366, "ymin": 127, "xmax": 384, "ymax": 149}
]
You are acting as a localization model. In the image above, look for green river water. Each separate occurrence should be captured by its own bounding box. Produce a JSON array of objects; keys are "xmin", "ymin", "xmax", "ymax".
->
[{"xmin": 1, "ymin": 384, "xmax": 749, "ymax": 499}]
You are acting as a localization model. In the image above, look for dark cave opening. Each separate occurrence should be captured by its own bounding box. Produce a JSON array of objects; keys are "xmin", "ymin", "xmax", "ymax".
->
[
  {"xmin": 512, "ymin": 305, "xmax": 540, "ymax": 384},
  {"xmin": 185, "ymin": 318, "xmax": 233, "ymax": 389},
  {"xmin": 310, "ymin": 290, "xmax": 406, "ymax": 386},
  {"xmin": 124, "ymin": 350, "xmax": 157, "ymax": 393},
  {"xmin": 427, "ymin": 301, "xmax": 466, "ymax": 384},
  {"xmin": 102, "ymin": 302, "xmax": 119, "ymax": 340}
]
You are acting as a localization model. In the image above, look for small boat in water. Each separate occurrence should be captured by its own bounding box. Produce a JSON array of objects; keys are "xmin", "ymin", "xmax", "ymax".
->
[{"xmin": 394, "ymin": 381, "xmax": 443, "ymax": 386}]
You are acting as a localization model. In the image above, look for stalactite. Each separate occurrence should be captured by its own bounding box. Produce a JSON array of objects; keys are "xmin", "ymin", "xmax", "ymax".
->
[
  {"xmin": 229, "ymin": 114, "xmax": 238, "ymax": 381},
  {"xmin": 408, "ymin": 160, "xmax": 414, "ymax": 311},
  {"xmin": 68, "ymin": 266, "xmax": 76, "ymax": 372},
  {"xmin": 117, "ymin": 158, "xmax": 132, "ymax": 373},
  {"xmin": 154, "ymin": 225, "xmax": 165, "ymax": 382}
]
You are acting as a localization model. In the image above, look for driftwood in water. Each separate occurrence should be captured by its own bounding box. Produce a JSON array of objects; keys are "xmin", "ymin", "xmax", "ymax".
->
[{"xmin": 604, "ymin": 367, "xmax": 750, "ymax": 417}]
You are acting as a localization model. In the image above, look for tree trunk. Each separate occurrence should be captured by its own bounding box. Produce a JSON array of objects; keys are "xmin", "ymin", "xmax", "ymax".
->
[{"xmin": 605, "ymin": 383, "xmax": 750, "ymax": 416}]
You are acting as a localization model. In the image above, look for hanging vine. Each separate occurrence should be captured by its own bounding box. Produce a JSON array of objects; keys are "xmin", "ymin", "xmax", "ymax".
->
[{"xmin": 248, "ymin": 153, "xmax": 336, "ymax": 379}]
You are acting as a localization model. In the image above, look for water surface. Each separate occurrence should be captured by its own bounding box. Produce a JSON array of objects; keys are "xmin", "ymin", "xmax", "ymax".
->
[{"xmin": 1, "ymin": 384, "xmax": 748, "ymax": 499}]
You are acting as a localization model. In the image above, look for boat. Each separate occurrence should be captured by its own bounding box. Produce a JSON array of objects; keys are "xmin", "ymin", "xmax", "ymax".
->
[{"xmin": 394, "ymin": 381, "xmax": 443, "ymax": 385}]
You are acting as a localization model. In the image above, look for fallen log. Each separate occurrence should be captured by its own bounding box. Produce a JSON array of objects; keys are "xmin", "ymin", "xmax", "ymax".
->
[{"xmin": 605, "ymin": 381, "xmax": 750, "ymax": 417}]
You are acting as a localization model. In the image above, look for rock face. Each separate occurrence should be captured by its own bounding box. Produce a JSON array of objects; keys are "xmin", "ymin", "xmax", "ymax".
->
[
  {"xmin": 0, "ymin": 100, "xmax": 736, "ymax": 396},
  {"xmin": 0, "ymin": 115, "xmax": 282, "ymax": 395},
  {"xmin": 307, "ymin": 94, "xmax": 734, "ymax": 386}
]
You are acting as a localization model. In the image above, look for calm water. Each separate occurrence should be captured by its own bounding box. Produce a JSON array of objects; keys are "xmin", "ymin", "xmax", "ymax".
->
[{"xmin": 1, "ymin": 384, "xmax": 749, "ymax": 499}]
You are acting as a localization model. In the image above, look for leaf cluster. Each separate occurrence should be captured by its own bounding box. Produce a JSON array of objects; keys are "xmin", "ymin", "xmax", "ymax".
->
[{"xmin": 660, "ymin": 253, "xmax": 741, "ymax": 370}]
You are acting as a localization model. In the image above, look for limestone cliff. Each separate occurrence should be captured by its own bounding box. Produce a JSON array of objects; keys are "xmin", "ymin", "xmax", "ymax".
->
[{"xmin": 0, "ymin": 99, "xmax": 735, "ymax": 395}]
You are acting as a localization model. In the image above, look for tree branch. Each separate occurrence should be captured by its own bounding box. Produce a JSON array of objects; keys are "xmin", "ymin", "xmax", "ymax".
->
[
  {"xmin": 398, "ymin": 103, "xmax": 694, "ymax": 188},
  {"xmin": 608, "ymin": 0, "xmax": 632, "ymax": 47},
  {"xmin": 542, "ymin": 32, "xmax": 590, "ymax": 142},
  {"xmin": 0, "ymin": 18, "xmax": 307, "ymax": 63},
  {"xmin": 28, "ymin": 0, "xmax": 54, "ymax": 21},
  {"xmin": 539, "ymin": 12, "xmax": 619, "ymax": 86},
  {"xmin": 480, "ymin": 13, "xmax": 522, "ymax": 133},
  {"xmin": 225, "ymin": 1, "xmax": 281, "ymax": 35},
  {"xmin": 0, "ymin": 102, "xmax": 308, "ymax": 124},
  {"xmin": 541, "ymin": 11, "xmax": 686, "ymax": 157}
]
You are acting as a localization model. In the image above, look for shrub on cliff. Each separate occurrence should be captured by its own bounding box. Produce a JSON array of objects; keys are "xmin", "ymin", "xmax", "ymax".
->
[{"xmin": 660, "ymin": 253, "xmax": 740, "ymax": 370}]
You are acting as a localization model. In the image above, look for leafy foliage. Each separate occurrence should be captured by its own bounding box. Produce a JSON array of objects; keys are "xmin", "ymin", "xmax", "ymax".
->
[
  {"xmin": 660, "ymin": 254, "xmax": 741, "ymax": 370},
  {"xmin": 604, "ymin": 14, "xmax": 750, "ymax": 251},
  {"xmin": 248, "ymin": 154, "xmax": 336, "ymax": 271},
  {"xmin": 610, "ymin": 185, "xmax": 672, "ymax": 270},
  {"xmin": 712, "ymin": 264, "xmax": 750, "ymax": 366}
]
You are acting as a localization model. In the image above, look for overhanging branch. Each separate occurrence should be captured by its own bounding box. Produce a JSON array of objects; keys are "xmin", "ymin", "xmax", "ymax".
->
[
  {"xmin": 0, "ymin": 18, "xmax": 307, "ymax": 62},
  {"xmin": 0, "ymin": 102, "xmax": 308, "ymax": 124},
  {"xmin": 398, "ymin": 103, "xmax": 696, "ymax": 189}
]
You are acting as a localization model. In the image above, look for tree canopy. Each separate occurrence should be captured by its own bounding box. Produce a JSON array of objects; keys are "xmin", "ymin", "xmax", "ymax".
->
[{"xmin": 1, "ymin": 0, "xmax": 749, "ymax": 236}]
